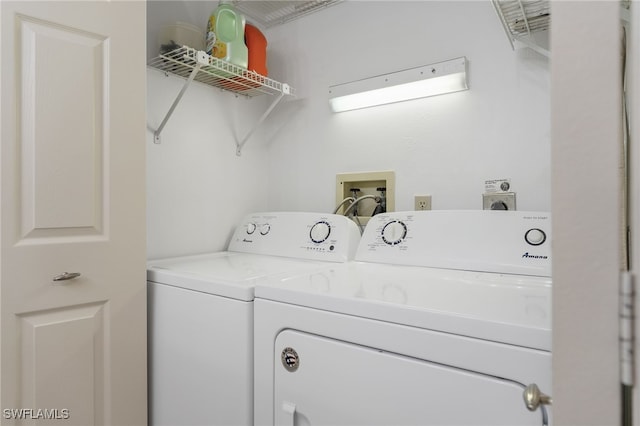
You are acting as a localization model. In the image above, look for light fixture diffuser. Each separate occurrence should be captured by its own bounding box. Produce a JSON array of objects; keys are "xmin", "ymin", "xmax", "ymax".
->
[{"xmin": 328, "ymin": 57, "xmax": 468, "ymax": 113}]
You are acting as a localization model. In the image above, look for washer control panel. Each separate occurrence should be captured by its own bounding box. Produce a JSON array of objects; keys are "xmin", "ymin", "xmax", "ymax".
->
[
  {"xmin": 229, "ymin": 212, "xmax": 361, "ymax": 262},
  {"xmin": 357, "ymin": 210, "xmax": 551, "ymax": 277}
]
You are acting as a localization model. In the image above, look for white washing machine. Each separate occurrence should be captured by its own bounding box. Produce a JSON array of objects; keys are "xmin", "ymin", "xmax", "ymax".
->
[
  {"xmin": 147, "ymin": 212, "xmax": 361, "ymax": 426},
  {"xmin": 254, "ymin": 210, "xmax": 552, "ymax": 426}
]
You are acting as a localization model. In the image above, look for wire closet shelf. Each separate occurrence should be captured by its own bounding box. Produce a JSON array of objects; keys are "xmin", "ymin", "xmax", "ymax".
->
[
  {"xmin": 495, "ymin": 0, "xmax": 549, "ymax": 37},
  {"xmin": 148, "ymin": 46, "xmax": 294, "ymax": 153},
  {"xmin": 148, "ymin": 46, "xmax": 293, "ymax": 98},
  {"xmin": 491, "ymin": 0, "xmax": 549, "ymax": 56}
]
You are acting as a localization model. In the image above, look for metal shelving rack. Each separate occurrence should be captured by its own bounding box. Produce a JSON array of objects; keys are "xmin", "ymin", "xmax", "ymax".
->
[
  {"xmin": 491, "ymin": 0, "xmax": 550, "ymax": 57},
  {"xmin": 148, "ymin": 46, "xmax": 293, "ymax": 155},
  {"xmin": 232, "ymin": 0, "xmax": 343, "ymax": 29}
]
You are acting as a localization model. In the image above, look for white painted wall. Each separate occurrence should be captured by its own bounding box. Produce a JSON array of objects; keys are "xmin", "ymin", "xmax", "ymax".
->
[
  {"xmin": 263, "ymin": 1, "xmax": 550, "ymax": 214},
  {"xmin": 146, "ymin": 71, "xmax": 271, "ymax": 259},
  {"xmin": 146, "ymin": 0, "xmax": 550, "ymax": 258}
]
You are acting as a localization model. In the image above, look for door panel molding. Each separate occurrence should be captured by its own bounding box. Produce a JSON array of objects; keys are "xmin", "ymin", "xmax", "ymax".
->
[
  {"xmin": 18, "ymin": 302, "xmax": 108, "ymax": 425},
  {"xmin": 17, "ymin": 14, "xmax": 108, "ymax": 243}
]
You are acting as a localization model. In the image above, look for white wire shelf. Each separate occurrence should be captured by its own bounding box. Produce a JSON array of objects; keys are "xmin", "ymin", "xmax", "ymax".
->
[
  {"xmin": 494, "ymin": 0, "xmax": 549, "ymax": 36},
  {"xmin": 232, "ymin": 0, "xmax": 343, "ymax": 29},
  {"xmin": 148, "ymin": 46, "xmax": 293, "ymax": 97},
  {"xmin": 491, "ymin": 0, "xmax": 550, "ymax": 57},
  {"xmin": 148, "ymin": 46, "xmax": 294, "ymax": 155}
]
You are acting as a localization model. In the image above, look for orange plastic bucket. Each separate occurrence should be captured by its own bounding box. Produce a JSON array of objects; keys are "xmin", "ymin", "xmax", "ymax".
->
[{"xmin": 245, "ymin": 23, "xmax": 267, "ymax": 76}]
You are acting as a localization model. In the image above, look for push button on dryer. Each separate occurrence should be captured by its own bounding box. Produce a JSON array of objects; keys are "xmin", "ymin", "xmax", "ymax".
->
[{"xmin": 524, "ymin": 228, "xmax": 546, "ymax": 246}]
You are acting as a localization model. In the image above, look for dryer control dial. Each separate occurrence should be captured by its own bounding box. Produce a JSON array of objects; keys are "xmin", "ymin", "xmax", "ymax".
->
[
  {"xmin": 381, "ymin": 220, "xmax": 407, "ymax": 245},
  {"xmin": 525, "ymin": 228, "xmax": 546, "ymax": 246},
  {"xmin": 310, "ymin": 221, "xmax": 331, "ymax": 243},
  {"xmin": 260, "ymin": 223, "xmax": 271, "ymax": 235},
  {"xmin": 246, "ymin": 223, "xmax": 257, "ymax": 234}
]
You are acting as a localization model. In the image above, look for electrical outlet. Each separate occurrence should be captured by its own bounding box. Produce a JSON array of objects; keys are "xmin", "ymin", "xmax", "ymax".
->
[{"xmin": 414, "ymin": 195, "xmax": 432, "ymax": 211}]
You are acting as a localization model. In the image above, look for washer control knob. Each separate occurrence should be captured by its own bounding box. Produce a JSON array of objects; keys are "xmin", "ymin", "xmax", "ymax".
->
[
  {"xmin": 525, "ymin": 228, "xmax": 546, "ymax": 246},
  {"xmin": 246, "ymin": 223, "xmax": 257, "ymax": 234},
  {"xmin": 381, "ymin": 220, "xmax": 407, "ymax": 245},
  {"xmin": 260, "ymin": 223, "xmax": 271, "ymax": 235},
  {"xmin": 310, "ymin": 221, "xmax": 331, "ymax": 243}
]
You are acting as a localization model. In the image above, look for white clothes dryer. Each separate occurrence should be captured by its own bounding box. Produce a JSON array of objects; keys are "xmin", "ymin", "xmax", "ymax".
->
[
  {"xmin": 254, "ymin": 210, "xmax": 552, "ymax": 426},
  {"xmin": 147, "ymin": 212, "xmax": 360, "ymax": 426}
]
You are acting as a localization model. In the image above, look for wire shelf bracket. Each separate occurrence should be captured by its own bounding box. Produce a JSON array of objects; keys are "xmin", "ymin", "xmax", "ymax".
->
[
  {"xmin": 236, "ymin": 87, "xmax": 289, "ymax": 156},
  {"xmin": 153, "ymin": 61, "xmax": 202, "ymax": 144},
  {"xmin": 148, "ymin": 47, "xmax": 294, "ymax": 153}
]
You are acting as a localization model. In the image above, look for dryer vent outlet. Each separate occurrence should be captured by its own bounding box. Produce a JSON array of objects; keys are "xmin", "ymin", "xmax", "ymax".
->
[{"xmin": 483, "ymin": 193, "xmax": 516, "ymax": 210}]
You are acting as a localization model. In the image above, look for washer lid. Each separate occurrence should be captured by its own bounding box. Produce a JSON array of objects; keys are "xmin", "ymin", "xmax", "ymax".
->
[
  {"xmin": 255, "ymin": 261, "xmax": 551, "ymax": 350},
  {"xmin": 147, "ymin": 252, "xmax": 332, "ymax": 301}
]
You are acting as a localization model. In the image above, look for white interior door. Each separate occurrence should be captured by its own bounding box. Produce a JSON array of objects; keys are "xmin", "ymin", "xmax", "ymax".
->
[{"xmin": 0, "ymin": 1, "xmax": 147, "ymax": 425}]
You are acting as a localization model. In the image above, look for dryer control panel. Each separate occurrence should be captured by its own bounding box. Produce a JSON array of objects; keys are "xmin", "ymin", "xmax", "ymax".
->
[
  {"xmin": 356, "ymin": 210, "xmax": 551, "ymax": 277},
  {"xmin": 228, "ymin": 212, "xmax": 361, "ymax": 262}
]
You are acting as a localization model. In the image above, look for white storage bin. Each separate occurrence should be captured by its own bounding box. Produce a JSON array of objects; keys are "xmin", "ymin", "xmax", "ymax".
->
[{"xmin": 159, "ymin": 21, "xmax": 205, "ymax": 52}]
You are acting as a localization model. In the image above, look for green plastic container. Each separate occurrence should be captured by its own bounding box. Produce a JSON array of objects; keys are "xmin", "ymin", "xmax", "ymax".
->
[{"xmin": 205, "ymin": 2, "xmax": 248, "ymax": 69}]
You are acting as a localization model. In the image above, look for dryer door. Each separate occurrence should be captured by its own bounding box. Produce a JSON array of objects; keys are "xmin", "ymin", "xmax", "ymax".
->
[{"xmin": 274, "ymin": 330, "xmax": 546, "ymax": 426}]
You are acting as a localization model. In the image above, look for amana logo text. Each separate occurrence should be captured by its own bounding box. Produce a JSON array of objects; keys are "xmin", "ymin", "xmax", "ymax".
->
[{"xmin": 522, "ymin": 252, "xmax": 548, "ymax": 259}]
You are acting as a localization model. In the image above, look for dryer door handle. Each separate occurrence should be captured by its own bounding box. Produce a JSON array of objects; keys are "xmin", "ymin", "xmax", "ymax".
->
[
  {"xmin": 281, "ymin": 401, "xmax": 297, "ymax": 426},
  {"xmin": 523, "ymin": 383, "xmax": 552, "ymax": 411}
]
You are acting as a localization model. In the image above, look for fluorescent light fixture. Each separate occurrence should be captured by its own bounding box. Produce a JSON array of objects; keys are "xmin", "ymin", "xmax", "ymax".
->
[{"xmin": 328, "ymin": 57, "xmax": 468, "ymax": 113}]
